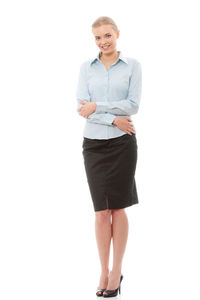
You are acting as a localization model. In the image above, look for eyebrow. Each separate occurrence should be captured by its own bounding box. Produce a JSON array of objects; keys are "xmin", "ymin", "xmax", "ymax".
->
[{"xmin": 95, "ymin": 33, "xmax": 111, "ymax": 38}]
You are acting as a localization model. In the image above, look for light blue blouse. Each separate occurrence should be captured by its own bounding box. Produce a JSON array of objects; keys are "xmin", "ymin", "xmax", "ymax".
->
[{"xmin": 76, "ymin": 50, "xmax": 142, "ymax": 140}]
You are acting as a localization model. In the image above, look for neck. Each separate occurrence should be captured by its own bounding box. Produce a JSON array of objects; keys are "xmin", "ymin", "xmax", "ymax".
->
[{"xmin": 99, "ymin": 50, "xmax": 119, "ymax": 62}]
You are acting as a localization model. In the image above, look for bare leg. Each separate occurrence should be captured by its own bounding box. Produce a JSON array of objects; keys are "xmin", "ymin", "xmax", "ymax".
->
[
  {"xmin": 103, "ymin": 208, "xmax": 128, "ymax": 295},
  {"xmin": 95, "ymin": 209, "xmax": 112, "ymax": 294}
]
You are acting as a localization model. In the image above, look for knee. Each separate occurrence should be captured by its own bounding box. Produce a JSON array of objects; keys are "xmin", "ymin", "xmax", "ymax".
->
[
  {"xmin": 95, "ymin": 209, "xmax": 112, "ymax": 222},
  {"xmin": 111, "ymin": 208, "xmax": 125, "ymax": 215}
]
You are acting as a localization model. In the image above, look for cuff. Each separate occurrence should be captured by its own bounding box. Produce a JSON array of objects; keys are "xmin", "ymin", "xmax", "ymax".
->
[
  {"xmin": 95, "ymin": 102, "xmax": 107, "ymax": 113},
  {"xmin": 106, "ymin": 114, "xmax": 116, "ymax": 125}
]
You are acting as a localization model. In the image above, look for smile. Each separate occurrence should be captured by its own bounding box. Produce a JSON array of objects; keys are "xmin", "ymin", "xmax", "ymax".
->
[{"xmin": 101, "ymin": 45, "xmax": 110, "ymax": 50}]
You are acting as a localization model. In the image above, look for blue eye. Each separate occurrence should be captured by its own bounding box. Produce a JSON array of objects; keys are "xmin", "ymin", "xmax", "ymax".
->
[{"xmin": 95, "ymin": 34, "xmax": 111, "ymax": 40}]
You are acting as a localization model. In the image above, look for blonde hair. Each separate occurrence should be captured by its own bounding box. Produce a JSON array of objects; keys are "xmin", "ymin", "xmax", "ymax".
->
[{"xmin": 92, "ymin": 16, "xmax": 119, "ymax": 32}]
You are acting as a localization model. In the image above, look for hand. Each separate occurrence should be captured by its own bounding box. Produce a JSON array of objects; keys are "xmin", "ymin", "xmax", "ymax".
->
[
  {"xmin": 112, "ymin": 117, "xmax": 136, "ymax": 135},
  {"xmin": 77, "ymin": 101, "xmax": 97, "ymax": 118}
]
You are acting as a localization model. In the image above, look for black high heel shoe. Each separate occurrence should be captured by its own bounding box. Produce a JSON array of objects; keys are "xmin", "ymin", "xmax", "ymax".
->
[
  {"xmin": 96, "ymin": 274, "xmax": 110, "ymax": 297},
  {"xmin": 103, "ymin": 274, "xmax": 123, "ymax": 298},
  {"xmin": 96, "ymin": 288, "xmax": 106, "ymax": 297}
]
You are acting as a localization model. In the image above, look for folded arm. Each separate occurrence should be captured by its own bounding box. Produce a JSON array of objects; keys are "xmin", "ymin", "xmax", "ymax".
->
[{"xmin": 77, "ymin": 101, "xmax": 116, "ymax": 125}]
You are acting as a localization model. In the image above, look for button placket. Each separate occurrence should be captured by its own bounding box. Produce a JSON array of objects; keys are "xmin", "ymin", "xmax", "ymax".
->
[{"xmin": 106, "ymin": 69, "xmax": 109, "ymax": 138}]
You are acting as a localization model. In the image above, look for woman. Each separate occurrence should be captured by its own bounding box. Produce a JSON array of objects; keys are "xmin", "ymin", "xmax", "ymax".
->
[{"xmin": 76, "ymin": 16, "xmax": 142, "ymax": 297}]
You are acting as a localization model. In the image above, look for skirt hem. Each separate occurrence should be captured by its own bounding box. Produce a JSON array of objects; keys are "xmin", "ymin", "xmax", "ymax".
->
[{"xmin": 94, "ymin": 201, "xmax": 139, "ymax": 212}]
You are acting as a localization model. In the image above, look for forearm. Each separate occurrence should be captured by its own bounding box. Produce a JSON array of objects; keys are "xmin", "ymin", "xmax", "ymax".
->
[
  {"xmin": 94, "ymin": 99, "xmax": 139, "ymax": 115},
  {"xmin": 87, "ymin": 112, "xmax": 116, "ymax": 126},
  {"xmin": 77, "ymin": 100, "xmax": 116, "ymax": 126}
]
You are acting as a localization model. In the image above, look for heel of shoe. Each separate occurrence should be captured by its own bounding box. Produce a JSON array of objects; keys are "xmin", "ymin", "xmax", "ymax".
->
[{"xmin": 119, "ymin": 274, "xmax": 123, "ymax": 294}]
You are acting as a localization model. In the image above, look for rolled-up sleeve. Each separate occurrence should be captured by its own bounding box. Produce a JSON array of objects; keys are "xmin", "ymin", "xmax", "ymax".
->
[{"xmin": 95, "ymin": 61, "xmax": 142, "ymax": 115}]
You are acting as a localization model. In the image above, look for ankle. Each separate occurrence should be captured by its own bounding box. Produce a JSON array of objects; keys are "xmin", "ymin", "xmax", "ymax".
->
[{"xmin": 110, "ymin": 268, "xmax": 122, "ymax": 276}]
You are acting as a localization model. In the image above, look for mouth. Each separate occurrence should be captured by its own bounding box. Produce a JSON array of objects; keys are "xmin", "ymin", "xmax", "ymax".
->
[{"xmin": 101, "ymin": 45, "xmax": 111, "ymax": 50}]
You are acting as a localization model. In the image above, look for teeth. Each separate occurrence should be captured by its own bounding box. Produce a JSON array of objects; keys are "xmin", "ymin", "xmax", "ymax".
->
[{"xmin": 102, "ymin": 45, "xmax": 110, "ymax": 49}]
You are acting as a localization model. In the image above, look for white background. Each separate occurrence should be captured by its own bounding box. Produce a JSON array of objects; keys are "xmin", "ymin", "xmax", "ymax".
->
[{"xmin": 0, "ymin": 0, "xmax": 200, "ymax": 299}]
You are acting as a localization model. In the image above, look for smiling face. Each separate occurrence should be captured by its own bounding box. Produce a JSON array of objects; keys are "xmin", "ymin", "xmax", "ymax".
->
[{"xmin": 92, "ymin": 24, "xmax": 120, "ymax": 55}]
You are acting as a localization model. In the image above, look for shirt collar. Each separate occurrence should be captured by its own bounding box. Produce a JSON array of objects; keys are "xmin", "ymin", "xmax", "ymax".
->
[{"xmin": 90, "ymin": 50, "xmax": 128, "ymax": 65}]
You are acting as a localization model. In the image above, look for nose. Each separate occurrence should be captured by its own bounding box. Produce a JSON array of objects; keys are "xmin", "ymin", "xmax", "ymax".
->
[{"xmin": 100, "ymin": 38, "xmax": 107, "ymax": 45}]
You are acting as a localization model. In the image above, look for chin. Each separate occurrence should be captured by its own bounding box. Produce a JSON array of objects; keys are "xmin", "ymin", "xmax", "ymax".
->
[{"xmin": 101, "ymin": 48, "xmax": 113, "ymax": 53}]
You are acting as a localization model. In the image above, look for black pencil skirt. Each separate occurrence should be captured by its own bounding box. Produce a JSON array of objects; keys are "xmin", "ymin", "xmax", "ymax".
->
[{"xmin": 82, "ymin": 133, "xmax": 138, "ymax": 212}]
